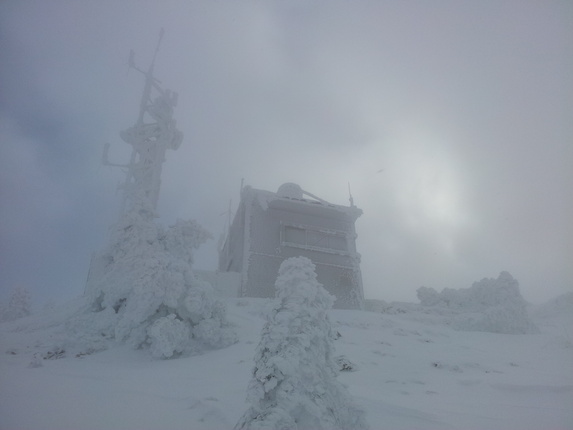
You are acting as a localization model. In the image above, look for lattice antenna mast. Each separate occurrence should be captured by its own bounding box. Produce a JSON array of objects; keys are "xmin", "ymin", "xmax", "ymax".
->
[{"xmin": 104, "ymin": 28, "xmax": 183, "ymax": 221}]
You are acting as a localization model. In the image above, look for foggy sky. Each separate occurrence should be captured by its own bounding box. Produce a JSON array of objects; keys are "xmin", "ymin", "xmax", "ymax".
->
[{"xmin": 1, "ymin": 1, "xmax": 572, "ymax": 307}]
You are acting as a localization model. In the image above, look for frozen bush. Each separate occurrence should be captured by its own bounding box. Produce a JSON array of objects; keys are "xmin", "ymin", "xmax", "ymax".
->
[
  {"xmin": 77, "ymin": 212, "xmax": 236, "ymax": 357},
  {"xmin": 0, "ymin": 286, "xmax": 32, "ymax": 322},
  {"xmin": 417, "ymin": 272, "xmax": 538, "ymax": 334},
  {"xmin": 148, "ymin": 314, "xmax": 190, "ymax": 359},
  {"xmin": 454, "ymin": 301, "xmax": 538, "ymax": 334},
  {"xmin": 235, "ymin": 256, "xmax": 368, "ymax": 430},
  {"xmin": 416, "ymin": 286, "xmax": 440, "ymax": 306}
]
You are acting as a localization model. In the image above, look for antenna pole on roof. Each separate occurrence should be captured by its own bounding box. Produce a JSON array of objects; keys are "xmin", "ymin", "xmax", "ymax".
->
[{"xmin": 348, "ymin": 182, "xmax": 355, "ymax": 207}]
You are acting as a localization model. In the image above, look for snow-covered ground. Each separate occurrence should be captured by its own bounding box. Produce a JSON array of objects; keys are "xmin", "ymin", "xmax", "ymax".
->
[{"xmin": 1, "ymin": 295, "xmax": 572, "ymax": 430}]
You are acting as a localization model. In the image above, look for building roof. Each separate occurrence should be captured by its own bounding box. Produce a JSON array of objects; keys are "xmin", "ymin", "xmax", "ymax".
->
[{"xmin": 243, "ymin": 183, "xmax": 363, "ymax": 221}]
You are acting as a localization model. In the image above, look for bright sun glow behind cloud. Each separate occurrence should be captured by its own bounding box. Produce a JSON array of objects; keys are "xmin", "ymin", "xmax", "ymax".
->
[
  {"xmin": 394, "ymin": 136, "xmax": 464, "ymax": 227},
  {"xmin": 339, "ymin": 123, "xmax": 473, "ymax": 275},
  {"xmin": 349, "ymin": 125, "xmax": 467, "ymax": 223}
]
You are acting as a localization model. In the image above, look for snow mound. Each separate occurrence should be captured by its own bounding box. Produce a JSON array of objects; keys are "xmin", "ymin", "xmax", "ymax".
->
[
  {"xmin": 235, "ymin": 256, "xmax": 368, "ymax": 430},
  {"xmin": 76, "ymin": 213, "xmax": 237, "ymax": 358},
  {"xmin": 417, "ymin": 272, "xmax": 538, "ymax": 334},
  {"xmin": 530, "ymin": 292, "xmax": 573, "ymax": 348},
  {"xmin": 532, "ymin": 292, "xmax": 573, "ymax": 319},
  {"xmin": 0, "ymin": 287, "xmax": 32, "ymax": 322}
]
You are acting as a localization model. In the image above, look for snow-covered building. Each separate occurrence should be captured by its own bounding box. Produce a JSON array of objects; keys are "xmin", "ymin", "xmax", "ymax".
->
[{"xmin": 218, "ymin": 183, "xmax": 364, "ymax": 309}]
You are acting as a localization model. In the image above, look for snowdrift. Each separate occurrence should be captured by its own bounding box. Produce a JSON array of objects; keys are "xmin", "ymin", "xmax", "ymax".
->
[{"xmin": 1, "ymin": 293, "xmax": 572, "ymax": 430}]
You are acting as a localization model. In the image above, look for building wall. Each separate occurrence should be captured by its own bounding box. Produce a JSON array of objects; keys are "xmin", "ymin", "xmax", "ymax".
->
[
  {"xmin": 218, "ymin": 198, "xmax": 246, "ymax": 273},
  {"xmin": 219, "ymin": 186, "xmax": 364, "ymax": 309}
]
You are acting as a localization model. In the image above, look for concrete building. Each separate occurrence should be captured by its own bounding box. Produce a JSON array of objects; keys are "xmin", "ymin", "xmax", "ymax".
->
[{"xmin": 218, "ymin": 183, "xmax": 364, "ymax": 309}]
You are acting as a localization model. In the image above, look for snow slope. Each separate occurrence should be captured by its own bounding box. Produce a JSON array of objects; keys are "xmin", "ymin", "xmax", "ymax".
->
[{"xmin": 1, "ymin": 296, "xmax": 572, "ymax": 430}]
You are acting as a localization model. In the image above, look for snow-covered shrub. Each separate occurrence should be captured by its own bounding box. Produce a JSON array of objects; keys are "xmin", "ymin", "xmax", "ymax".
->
[
  {"xmin": 417, "ymin": 272, "xmax": 538, "ymax": 334},
  {"xmin": 335, "ymin": 355, "xmax": 358, "ymax": 372},
  {"xmin": 77, "ymin": 212, "xmax": 236, "ymax": 358},
  {"xmin": 364, "ymin": 299, "xmax": 411, "ymax": 314},
  {"xmin": 416, "ymin": 286, "xmax": 441, "ymax": 307},
  {"xmin": 235, "ymin": 256, "xmax": 368, "ymax": 430},
  {"xmin": 454, "ymin": 301, "xmax": 537, "ymax": 334},
  {"xmin": 147, "ymin": 314, "xmax": 190, "ymax": 359},
  {"xmin": 0, "ymin": 286, "xmax": 32, "ymax": 322},
  {"xmin": 65, "ymin": 305, "xmax": 117, "ymax": 353}
]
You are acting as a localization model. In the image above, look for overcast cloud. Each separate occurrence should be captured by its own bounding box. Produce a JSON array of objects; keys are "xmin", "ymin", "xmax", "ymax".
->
[{"xmin": 1, "ymin": 1, "xmax": 572, "ymax": 306}]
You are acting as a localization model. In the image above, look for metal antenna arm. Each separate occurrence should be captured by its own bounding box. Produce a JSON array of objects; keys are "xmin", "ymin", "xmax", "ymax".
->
[{"xmin": 151, "ymin": 28, "xmax": 165, "ymax": 68}]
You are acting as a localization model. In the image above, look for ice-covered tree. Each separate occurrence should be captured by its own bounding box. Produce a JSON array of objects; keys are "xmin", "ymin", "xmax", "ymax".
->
[
  {"xmin": 416, "ymin": 286, "xmax": 441, "ymax": 307},
  {"xmin": 417, "ymin": 271, "xmax": 538, "ymax": 334},
  {"xmin": 77, "ymin": 213, "xmax": 236, "ymax": 358},
  {"xmin": 235, "ymin": 256, "xmax": 368, "ymax": 430},
  {"xmin": 0, "ymin": 286, "xmax": 32, "ymax": 322}
]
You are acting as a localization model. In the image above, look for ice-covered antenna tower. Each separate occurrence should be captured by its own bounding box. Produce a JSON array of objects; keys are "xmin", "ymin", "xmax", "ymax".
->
[{"xmin": 104, "ymin": 28, "xmax": 183, "ymax": 220}]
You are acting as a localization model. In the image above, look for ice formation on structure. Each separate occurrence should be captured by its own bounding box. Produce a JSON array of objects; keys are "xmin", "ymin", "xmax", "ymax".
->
[
  {"xmin": 235, "ymin": 257, "xmax": 368, "ymax": 430},
  {"xmin": 103, "ymin": 29, "xmax": 183, "ymax": 221},
  {"xmin": 219, "ymin": 183, "xmax": 364, "ymax": 309},
  {"xmin": 81, "ymin": 31, "xmax": 235, "ymax": 358}
]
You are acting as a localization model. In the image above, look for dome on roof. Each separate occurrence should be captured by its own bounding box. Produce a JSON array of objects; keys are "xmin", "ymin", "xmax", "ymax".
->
[{"xmin": 277, "ymin": 183, "xmax": 303, "ymax": 199}]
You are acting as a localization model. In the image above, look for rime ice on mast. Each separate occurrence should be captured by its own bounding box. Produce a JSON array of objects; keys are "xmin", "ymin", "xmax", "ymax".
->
[{"xmin": 103, "ymin": 29, "xmax": 183, "ymax": 220}]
